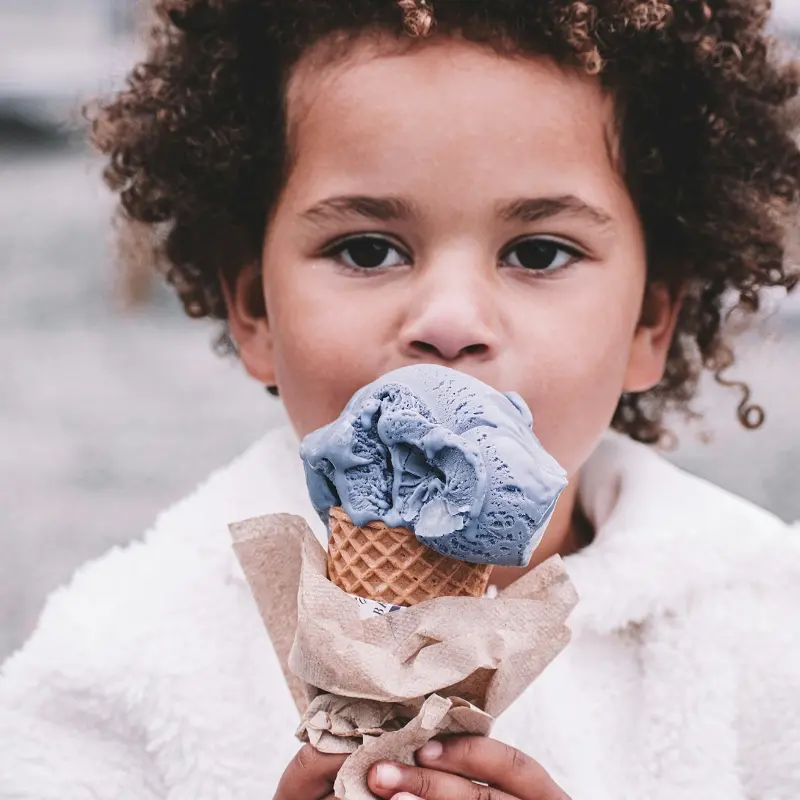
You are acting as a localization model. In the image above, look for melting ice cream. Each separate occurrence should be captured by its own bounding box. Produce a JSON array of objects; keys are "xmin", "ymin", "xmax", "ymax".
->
[{"xmin": 300, "ymin": 364, "xmax": 568, "ymax": 567}]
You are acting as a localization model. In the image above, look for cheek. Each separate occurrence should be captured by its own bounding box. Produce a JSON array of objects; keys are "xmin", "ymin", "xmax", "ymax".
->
[
  {"xmin": 512, "ymin": 281, "xmax": 642, "ymax": 475},
  {"xmin": 266, "ymin": 273, "xmax": 378, "ymax": 437},
  {"xmin": 536, "ymin": 337, "xmax": 631, "ymax": 474}
]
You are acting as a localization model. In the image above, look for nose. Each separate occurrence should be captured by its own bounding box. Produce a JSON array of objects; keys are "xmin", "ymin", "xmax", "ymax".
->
[{"xmin": 399, "ymin": 263, "xmax": 500, "ymax": 363}]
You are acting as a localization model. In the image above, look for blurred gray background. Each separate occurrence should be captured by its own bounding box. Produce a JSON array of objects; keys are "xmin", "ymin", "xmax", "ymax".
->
[{"xmin": 1, "ymin": 0, "xmax": 799, "ymax": 662}]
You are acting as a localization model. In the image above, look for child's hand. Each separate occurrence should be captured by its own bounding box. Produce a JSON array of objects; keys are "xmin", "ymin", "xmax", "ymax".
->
[
  {"xmin": 273, "ymin": 744, "xmax": 348, "ymax": 800},
  {"xmin": 367, "ymin": 736, "xmax": 571, "ymax": 800}
]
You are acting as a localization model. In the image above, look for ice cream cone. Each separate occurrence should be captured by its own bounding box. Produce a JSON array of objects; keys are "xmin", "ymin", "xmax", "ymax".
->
[{"xmin": 327, "ymin": 506, "xmax": 492, "ymax": 606}]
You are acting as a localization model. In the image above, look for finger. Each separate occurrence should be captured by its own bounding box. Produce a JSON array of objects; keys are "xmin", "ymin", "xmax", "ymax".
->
[
  {"xmin": 273, "ymin": 744, "xmax": 348, "ymax": 800},
  {"xmin": 416, "ymin": 737, "xmax": 569, "ymax": 799},
  {"xmin": 368, "ymin": 760, "xmax": 515, "ymax": 800}
]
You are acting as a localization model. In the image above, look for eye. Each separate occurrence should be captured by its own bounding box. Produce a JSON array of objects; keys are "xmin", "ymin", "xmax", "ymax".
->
[
  {"xmin": 502, "ymin": 237, "xmax": 582, "ymax": 272},
  {"xmin": 327, "ymin": 235, "xmax": 408, "ymax": 270}
]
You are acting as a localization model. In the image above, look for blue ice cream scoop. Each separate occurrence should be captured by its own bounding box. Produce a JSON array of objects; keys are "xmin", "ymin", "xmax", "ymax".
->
[{"xmin": 299, "ymin": 365, "xmax": 568, "ymax": 567}]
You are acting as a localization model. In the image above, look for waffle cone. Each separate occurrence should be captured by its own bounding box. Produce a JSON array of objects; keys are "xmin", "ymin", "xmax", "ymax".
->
[{"xmin": 327, "ymin": 506, "xmax": 492, "ymax": 606}]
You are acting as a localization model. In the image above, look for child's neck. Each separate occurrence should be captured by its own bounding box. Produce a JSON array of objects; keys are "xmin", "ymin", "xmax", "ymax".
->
[{"xmin": 489, "ymin": 477, "xmax": 591, "ymax": 591}]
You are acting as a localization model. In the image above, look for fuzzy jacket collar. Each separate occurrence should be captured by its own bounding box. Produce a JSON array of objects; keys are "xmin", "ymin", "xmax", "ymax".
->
[{"xmin": 169, "ymin": 424, "xmax": 796, "ymax": 639}]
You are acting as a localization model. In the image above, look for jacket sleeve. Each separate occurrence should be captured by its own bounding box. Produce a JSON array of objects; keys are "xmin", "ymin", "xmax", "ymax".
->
[
  {"xmin": 0, "ymin": 544, "xmax": 166, "ymax": 800},
  {"xmin": 0, "ymin": 517, "xmax": 300, "ymax": 799},
  {"xmin": 736, "ymin": 524, "xmax": 800, "ymax": 800},
  {"xmin": 0, "ymin": 703, "xmax": 163, "ymax": 800}
]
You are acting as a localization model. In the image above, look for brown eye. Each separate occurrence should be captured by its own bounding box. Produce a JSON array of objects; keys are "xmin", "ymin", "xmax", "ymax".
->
[
  {"xmin": 503, "ymin": 237, "xmax": 580, "ymax": 271},
  {"xmin": 330, "ymin": 236, "xmax": 407, "ymax": 270}
]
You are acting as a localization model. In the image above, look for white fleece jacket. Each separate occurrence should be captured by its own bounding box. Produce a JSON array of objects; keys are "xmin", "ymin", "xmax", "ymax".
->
[{"xmin": 1, "ymin": 426, "xmax": 798, "ymax": 800}]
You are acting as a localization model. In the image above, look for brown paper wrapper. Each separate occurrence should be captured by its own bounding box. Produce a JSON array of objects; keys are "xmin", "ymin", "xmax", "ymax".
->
[{"xmin": 230, "ymin": 513, "xmax": 579, "ymax": 800}]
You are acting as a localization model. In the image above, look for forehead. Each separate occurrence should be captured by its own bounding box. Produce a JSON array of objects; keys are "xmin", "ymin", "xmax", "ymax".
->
[{"xmin": 283, "ymin": 35, "xmax": 623, "ymax": 209}]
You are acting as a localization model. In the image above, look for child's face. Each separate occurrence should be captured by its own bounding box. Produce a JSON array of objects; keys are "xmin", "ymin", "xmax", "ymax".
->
[{"xmin": 229, "ymin": 36, "xmax": 679, "ymax": 476}]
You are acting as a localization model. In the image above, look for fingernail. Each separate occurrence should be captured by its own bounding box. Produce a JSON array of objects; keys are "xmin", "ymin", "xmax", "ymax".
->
[
  {"xmin": 418, "ymin": 739, "xmax": 443, "ymax": 761},
  {"xmin": 392, "ymin": 794, "xmax": 422, "ymax": 800},
  {"xmin": 375, "ymin": 763, "xmax": 404, "ymax": 790}
]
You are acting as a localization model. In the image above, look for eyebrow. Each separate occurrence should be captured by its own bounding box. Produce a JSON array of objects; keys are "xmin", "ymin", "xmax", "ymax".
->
[
  {"xmin": 300, "ymin": 193, "xmax": 613, "ymax": 228},
  {"xmin": 301, "ymin": 195, "xmax": 419, "ymax": 224},
  {"xmin": 497, "ymin": 196, "xmax": 613, "ymax": 228}
]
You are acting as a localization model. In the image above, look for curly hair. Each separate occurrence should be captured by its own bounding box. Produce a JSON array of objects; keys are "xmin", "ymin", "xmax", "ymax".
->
[{"xmin": 90, "ymin": 0, "xmax": 800, "ymax": 444}]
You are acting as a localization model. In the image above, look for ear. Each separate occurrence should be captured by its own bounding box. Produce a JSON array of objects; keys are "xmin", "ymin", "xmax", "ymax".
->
[
  {"xmin": 220, "ymin": 263, "xmax": 276, "ymax": 386},
  {"xmin": 623, "ymin": 282, "xmax": 683, "ymax": 393}
]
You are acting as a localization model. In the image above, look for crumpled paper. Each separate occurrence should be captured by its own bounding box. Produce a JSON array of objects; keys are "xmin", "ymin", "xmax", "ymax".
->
[{"xmin": 230, "ymin": 513, "xmax": 579, "ymax": 800}]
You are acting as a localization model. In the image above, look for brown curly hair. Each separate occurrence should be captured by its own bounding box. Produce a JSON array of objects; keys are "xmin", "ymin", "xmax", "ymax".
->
[{"xmin": 90, "ymin": 0, "xmax": 800, "ymax": 444}]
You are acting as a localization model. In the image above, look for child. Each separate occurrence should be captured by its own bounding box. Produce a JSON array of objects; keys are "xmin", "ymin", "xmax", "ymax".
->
[{"xmin": 2, "ymin": 1, "xmax": 799, "ymax": 798}]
